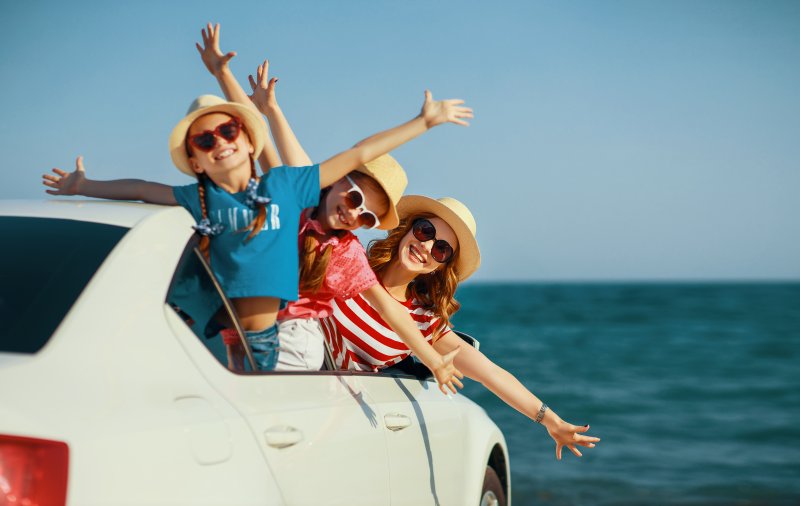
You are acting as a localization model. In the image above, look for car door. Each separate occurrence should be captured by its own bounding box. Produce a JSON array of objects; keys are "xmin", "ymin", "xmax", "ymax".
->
[
  {"xmin": 164, "ymin": 239, "xmax": 391, "ymax": 506},
  {"xmin": 356, "ymin": 371, "xmax": 468, "ymax": 506}
]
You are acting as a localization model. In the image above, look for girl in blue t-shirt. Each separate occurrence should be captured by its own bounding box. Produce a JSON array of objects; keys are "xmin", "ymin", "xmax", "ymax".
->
[{"xmin": 42, "ymin": 48, "xmax": 470, "ymax": 394}]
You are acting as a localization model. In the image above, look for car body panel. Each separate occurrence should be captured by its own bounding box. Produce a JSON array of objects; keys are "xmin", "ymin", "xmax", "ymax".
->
[{"xmin": 0, "ymin": 200, "xmax": 509, "ymax": 505}]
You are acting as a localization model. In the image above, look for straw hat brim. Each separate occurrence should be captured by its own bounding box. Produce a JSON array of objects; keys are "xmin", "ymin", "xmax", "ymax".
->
[
  {"xmin": 396, "ymin": 195, "xmax": 481, "ymax": 281},
  {"xmin": 353, "ymin": 154, "xmax": 407, "ymax": 230},
  {"xmin": 169, "ymin": 101, "xmax": 266, "ymax": 177}
]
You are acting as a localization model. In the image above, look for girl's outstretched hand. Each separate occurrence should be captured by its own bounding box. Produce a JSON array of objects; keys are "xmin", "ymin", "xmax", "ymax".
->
[
  {"xmin": 432, "ymin": 347, "xmax": 465, "ymax": 395},
  {"xmin": 42, "ymin": 156, "xmax": 87, "ymax": 196},
  {"xmin": 196, "ymin": 22, "xmax": 235, "ymax": 77},
  {"xmin": 419, "ymin": 90, "xmax": 474, "ymax": 128},
  {"xmin": 247, "ymin": 59, "xmax": 279, "ymax": 114},
  {"xmin": 543, "ymin": 418, "xmax": 600, "ymax": 460}
]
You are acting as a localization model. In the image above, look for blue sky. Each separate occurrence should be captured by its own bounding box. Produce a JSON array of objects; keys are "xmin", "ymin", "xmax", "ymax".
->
[{"xmin": 2, "ymin": 0, "xmax": 798, "ymax": 281}]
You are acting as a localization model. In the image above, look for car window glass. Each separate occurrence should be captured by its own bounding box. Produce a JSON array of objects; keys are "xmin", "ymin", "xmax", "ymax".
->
[
  {"xmin": 0, "ymin": 217, "xmax": 127, "ymax": 354},
  {"xmin": 166, "ymin": 238, "xmax": 258, "ymax": 372}
]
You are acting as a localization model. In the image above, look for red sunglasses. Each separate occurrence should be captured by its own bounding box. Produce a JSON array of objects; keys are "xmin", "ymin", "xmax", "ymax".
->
[
  {"xmin": 188, "ymin": 118, "xmax": 242, "ymax": 152},
  {"xmin": 412, "ymin": 218, "xmax": 455, "ymax": 263}
]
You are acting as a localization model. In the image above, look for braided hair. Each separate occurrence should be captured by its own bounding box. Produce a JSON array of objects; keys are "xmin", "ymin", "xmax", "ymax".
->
[
  {"xmin": 244, "ymin": 156, "xmax": 267, "ymax": 241},
  {"xmin": 187, "ymin": 113, "xmax": 265, "ymax": 260}
]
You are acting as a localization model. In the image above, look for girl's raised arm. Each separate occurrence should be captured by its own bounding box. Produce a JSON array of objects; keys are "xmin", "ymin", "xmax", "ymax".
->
[
  {"xmin": 432, "ymin": 332, "xmax": 601, "ymax": 460},
  {"xmin": 42, "ymin": 156, "xmax": 177, "ymax": 205},
  {"xmin": 248, "ymin": 60, "xmax": 313, "ymax": 167},
  {"xmin": 318, "ymin": 91, "xmax": 473, "ymax": 188},
  {"xmin": 196, "ymin": 23, "xmax": 282, "ymax": 172}
]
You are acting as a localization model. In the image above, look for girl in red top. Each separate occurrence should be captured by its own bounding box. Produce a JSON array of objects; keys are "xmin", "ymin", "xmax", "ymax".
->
[{"xmin": 324, "ymin": 196, "xmax": 601, "ymax": 460}]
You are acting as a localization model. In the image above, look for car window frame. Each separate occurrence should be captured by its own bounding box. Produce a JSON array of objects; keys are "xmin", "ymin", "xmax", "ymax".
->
[
  {"xmin": 165, "ymin": 235, "xmax": 478, "ymax": 382},
  {"xmin": 166, "ymin": 235, "xmax": 259, "ymax": 371}
]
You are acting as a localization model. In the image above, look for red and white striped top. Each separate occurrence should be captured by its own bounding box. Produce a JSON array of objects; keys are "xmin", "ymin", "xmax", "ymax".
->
[{"xmin": 321, "ymin": 292, "xmax": 451, "ymax": 371}]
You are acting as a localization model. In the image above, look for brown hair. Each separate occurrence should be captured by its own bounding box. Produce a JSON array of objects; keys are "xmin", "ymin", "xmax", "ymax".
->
[
  {"xmin": 187, "ymin": 115, "xmax": 266, "ymax": 260},
  {"xmin": 367, "ymin": 213, "xmax": 461, "ymax": 339},
  {"xmin": 299, "ymin": 172, "xmax": 389, "ymax": 293}
]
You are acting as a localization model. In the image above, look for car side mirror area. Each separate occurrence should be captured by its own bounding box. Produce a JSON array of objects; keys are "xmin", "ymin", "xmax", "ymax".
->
[
  {"xmin": 381, "ymin": 330, "xmax": 480, "ymax": 382},
  {"xmin": 454, "ymin": 330, "xmax": 480, "ymax": 351},
  {"xmin": 382, "ymin": 356, "xmax": 434, "ymax": 381}
]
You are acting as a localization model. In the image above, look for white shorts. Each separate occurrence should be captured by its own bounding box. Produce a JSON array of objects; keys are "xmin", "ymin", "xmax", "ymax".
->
[{"xmin": 275, "ymin": 318, "xmax": 326, "ymax": 371}]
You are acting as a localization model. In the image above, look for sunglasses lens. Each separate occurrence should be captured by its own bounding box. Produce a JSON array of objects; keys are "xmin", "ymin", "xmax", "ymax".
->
[
  {"xmin": 412, "ymin": 219, "xmax": 436, "ymax": 242},
  {"xmin": 191, "ymin": 133, "xmax": 217, "ymax": 151},
  {"xmin": 358, "ymin": 212, "xmax": 378, "ymax": 229},
  {"xmin": 432, "ymin": 240, "xmax": 454, "ymax": 263},
  {"xmin": 218, "ymin": 121, "xmax": 241, "ymax": 141},
  {"xmin": 345, "ymin": 190, "xmax": 364, "ymax": 209}
]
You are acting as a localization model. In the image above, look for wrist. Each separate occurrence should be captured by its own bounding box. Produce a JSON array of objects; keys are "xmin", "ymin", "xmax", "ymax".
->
[
  {"xmin": 416, "ymin": 114, "xmax": 433, "ymax": 130},
  {"xmin": 263, "ymin": 102, "xmax": 281, "ymax": 116},
  {"xmin": 420, "ymin": 351, "xmax": 444, "ymax": 372},
  {"xmin": 214, "ymin": 65, "xmax": 232, "ymax": 79},
  {"xmin": 540, "ymin": 407, "xmax": 562, "ymax": 429}
]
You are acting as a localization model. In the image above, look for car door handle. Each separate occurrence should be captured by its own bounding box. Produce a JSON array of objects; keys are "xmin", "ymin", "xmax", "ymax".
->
[
  {"xmin": 264, "ymin": 426, "xmax": 304, "ymax": 449},
  {"xmin": 384, "ymin": 413, "xmax": 412, "ymax": 431}
]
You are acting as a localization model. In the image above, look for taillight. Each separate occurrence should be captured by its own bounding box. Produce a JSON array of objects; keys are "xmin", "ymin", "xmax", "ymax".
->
[{"xmin": 0, "ymin": 435, "xmax": 69, "ymax": 506}]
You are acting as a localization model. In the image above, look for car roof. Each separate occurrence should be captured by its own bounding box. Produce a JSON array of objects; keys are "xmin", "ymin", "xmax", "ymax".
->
[{"xmin": 0, "ymin": 199, "xmax": 172, "ymax": 228}]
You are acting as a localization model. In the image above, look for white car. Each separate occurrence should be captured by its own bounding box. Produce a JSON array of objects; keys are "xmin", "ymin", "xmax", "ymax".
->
[{"xmin": 0, "ymin": 200, "xmax": 510, "ymax": 506}]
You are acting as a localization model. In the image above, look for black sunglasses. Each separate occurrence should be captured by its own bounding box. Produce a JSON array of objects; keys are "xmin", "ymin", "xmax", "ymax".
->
[{"xmin": 412, "ymin": 218, "xmax": 455, "ymax": 263}]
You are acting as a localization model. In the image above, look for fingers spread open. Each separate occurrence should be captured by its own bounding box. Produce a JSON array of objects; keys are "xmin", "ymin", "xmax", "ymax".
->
[
  {"xmin": 568, "ymin": 445, "xmax": 583, "ymax": 458},
  {"xmin": 52, "ymin": 168, "xmax": 67, "ymax": 176}
]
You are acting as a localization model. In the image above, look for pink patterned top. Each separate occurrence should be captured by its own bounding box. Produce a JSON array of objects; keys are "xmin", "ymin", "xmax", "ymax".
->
[{"xmin": 277, "ymin": 212, "xmax": 378, "ymax": 321}]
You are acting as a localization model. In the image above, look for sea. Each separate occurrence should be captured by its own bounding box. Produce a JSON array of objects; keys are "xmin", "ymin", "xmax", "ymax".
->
[{"xmin": 451, "ymin": 283, "xmax": 800, "ymax": 506}]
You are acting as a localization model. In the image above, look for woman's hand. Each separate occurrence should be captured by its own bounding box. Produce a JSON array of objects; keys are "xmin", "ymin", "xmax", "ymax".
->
[
  {"xmin": 419, "ymin": 90, "xmax": 474, "ymax": 128},
  {"xmin": 42, "ymin": 156, "xmax": 87, "ymax": 195},
  {"xmin": 247, "ymin": 59, "xmax": 279, "ymax": 115},
  {"xmin": 195, "ymin": 22, "xmax": 235, "ymax": 77},
  {"xmin": 543, "ymin": 417, "xmax": 600, "ymax": 460},
  {"xmin": 430, "ymin": 347, "xmax": 465, "ymax": 395}
]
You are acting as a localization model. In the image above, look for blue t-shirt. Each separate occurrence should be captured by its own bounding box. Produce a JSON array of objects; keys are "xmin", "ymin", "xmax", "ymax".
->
[{"xmin": 172, "ymin": 165, "xmax": 320, "ymax": 301}]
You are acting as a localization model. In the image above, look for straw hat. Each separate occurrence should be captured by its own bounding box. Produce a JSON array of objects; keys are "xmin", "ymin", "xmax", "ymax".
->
[
  {"xmin": 354, "ymin": 154, "xmax": 408, "ymax": 230},
  {"xmin": 169, "ymin": 95, "xmax": 267, "ymax": 177},
  {"xmin": 396, "ymin": 195, "xmax": 481, "ymax": 280}
]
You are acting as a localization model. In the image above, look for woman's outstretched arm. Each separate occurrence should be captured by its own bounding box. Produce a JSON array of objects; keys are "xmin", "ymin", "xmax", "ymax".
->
[
  {"xmin": 42, "ymin": 156, "xmax": 177, "ymax": 205},
  {"xmin": 362, "ymin": 285, "xmax": 464, "ymax": 395},
  {"xmin": 317, "ymin": 90, "xmax": 473, "ymax": 188},
  {"xmin": 433, "ymin": 331, "xmax": 600, "ymax": 460}
]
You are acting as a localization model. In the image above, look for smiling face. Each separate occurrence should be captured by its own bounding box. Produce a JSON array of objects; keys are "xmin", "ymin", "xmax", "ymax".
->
[
  {"xmin": 186, "ymin": 113, "xmax": 254, "ymax": 180},
  {"xmin": 396, "ymin": 216, "xmax": 459, "ymax": 276},
  {"xmin": 319, "ymin": 173, "xmax": 390, "ymax": 231}
]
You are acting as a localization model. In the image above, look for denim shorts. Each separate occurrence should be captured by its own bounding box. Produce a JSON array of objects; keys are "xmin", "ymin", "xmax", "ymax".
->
[{"xmin": 246, "ymin": 324, "xmax": 280, "ymax": 371}]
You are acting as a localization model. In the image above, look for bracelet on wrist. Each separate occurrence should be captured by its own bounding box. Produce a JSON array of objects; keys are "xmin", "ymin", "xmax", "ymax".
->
[{"xmin": 534, "ymin": 403, "xmax": 548, "ymax": 424}]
